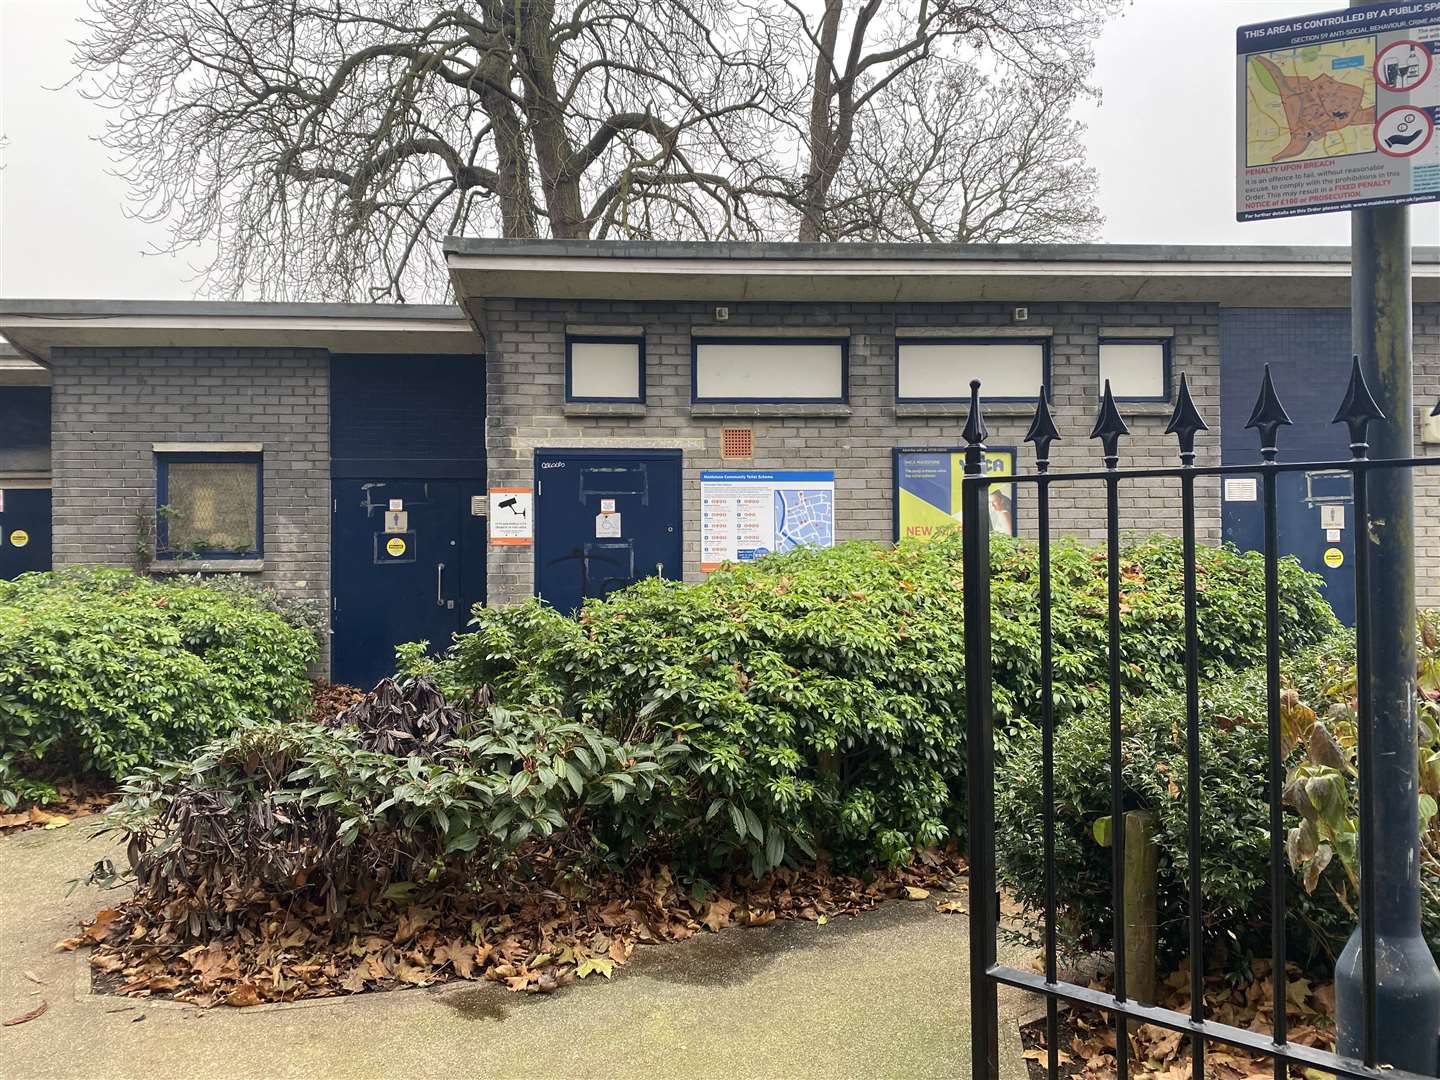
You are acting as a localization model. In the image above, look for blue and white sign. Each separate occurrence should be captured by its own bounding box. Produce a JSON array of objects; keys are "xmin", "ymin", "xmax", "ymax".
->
[
  {"xmin": 699, "ymin": 470, "xmax": 835, "ymax": 571},
  {"xmin": 1237, "ymin": 0, "xmax": 1440, "ymax": 220}
]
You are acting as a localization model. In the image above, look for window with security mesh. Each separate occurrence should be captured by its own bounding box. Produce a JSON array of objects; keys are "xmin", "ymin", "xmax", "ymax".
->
[
  {"xmin": 720, "ymin": 427, "xmax": 753, "ymax": 460},
  {"xmin": 157, "ymin": 455, "xmax": 262, "ymax": 558}
]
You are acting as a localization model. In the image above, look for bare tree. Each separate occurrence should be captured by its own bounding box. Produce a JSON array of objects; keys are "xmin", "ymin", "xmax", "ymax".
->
[
  {"xmin": 780, "ymin": 0, "xmax": 1120, "ymax": 242},
  {"xmin": 73, "ymin": 1, "xmax": 790, "ymax": 300},
  {"xmin": 72, "ymin": 0, "xmax": 1120, "ymax": 300}
]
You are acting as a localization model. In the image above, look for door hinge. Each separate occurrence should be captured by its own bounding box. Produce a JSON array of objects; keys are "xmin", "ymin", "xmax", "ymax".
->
[{"xmin": 332, "ymin": 498, "xmax": 337, "ymax": 513}]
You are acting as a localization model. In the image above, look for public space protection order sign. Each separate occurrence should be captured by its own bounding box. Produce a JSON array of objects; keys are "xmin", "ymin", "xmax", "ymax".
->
[{"xmin": 1237, "ymin": 0, "xmax": 1440, "ymax": 220}]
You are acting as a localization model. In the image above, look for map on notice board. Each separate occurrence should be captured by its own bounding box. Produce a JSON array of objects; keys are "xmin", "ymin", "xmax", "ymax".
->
[{"xmin": 700, "ymin": 470, "xmax": 834, "ymax": 572}]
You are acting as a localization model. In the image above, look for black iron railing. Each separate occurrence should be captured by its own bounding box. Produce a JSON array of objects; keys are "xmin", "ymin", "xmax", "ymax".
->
[{"xmin": 962, "ymin": 363, "xmax": 1440, "ymax": 1078}]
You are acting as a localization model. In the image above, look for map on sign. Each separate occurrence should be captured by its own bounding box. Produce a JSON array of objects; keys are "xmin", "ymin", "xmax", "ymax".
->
[
  {"xmin": 1236, "ymin": 1, "xmax": 1440, "ymax": 221},
  {"xmin": 699, "ymin": 470, "xmax": 835, "ymax": 571},
  {"xmin": 1245, "ymin": 43, "xmax": 1376, "ymax": 166},
  {"xmin": 774, "ymin": 488, "xmax": 834, "ymax": 553}
]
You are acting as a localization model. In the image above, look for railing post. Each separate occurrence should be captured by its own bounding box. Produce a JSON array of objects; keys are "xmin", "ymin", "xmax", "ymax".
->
[{"xmin": 962, "ymin": 380, "xmax": 999, "ymax": 1080}]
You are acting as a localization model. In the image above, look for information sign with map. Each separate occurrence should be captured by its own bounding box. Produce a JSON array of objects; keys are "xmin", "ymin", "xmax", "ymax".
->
[
  {"xmin": 699, "ymin": 470, "xmax": 834, "ymax": 571},
  {"xmin": 1237, "ymin": 1, "xmax": 1439, "ymax": 219}
]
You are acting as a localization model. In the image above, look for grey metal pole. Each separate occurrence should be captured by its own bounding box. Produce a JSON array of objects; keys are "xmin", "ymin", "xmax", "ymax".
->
[{"xmin": 1333, "ymin": 92, "xmax": 1440, "ymax": 1064}]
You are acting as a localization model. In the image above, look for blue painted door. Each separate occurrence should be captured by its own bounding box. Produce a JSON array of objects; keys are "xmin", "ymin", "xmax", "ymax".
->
[
  {"xmin": 1220, "ymin": 310, "xmax": 1357, "ymax": 625},
  {"xmin": 0, "ymin": 488, "xmax": 51, "ymax": 579},
  {"xmin": 534, "ymin": 450, "xmax": 683, "ymax": 614},
  {"xmin": 331, "ymin": 479, "xmax": 486, "ymax": 688}
]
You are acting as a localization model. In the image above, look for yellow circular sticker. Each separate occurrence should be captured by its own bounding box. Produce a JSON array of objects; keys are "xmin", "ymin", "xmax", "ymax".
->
[
  {"xmin": 385, "ymin": 536, "xmax": 407, "ymax": 557},
  {"xmin": 1323, "ymin": 547, "xmax": 1344, "ymax": 569},
  {"xmin": 9, "ymin": 529, "xmax": 29, "ymax": 549}
]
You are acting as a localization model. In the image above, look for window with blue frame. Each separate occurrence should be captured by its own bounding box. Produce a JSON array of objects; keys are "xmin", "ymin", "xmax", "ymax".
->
[
  {"xmin": 1098, "ymin": 337, "xmax": 1172, "ymax": 402},
  {"xmin": 155, "ymin": 452, "xmax": 263, "ymax": 559},
  {"xmin": 566, "ymin": 335, "xmax": 645, "ymax": 403},
  {"xmin": 896, "ymin": 337, "xmax": 1049, "ymax": 403},
  {"xmin": 692, "ymin": 336, "xmax": 848, "ymax": 403}
]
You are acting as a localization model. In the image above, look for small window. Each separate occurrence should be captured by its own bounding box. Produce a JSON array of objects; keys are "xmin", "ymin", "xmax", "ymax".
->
[
  {"xmin": 1099, "ymin": 338, "xmax": 1171, "ymax": 402},
  {"xmin": 896, "ymin": 338, "xmax": 1048, "ymax": 403},
  {"xmin": 693, "ymin": 337, "xmax": 847, "ymax": 403},
  {"xmin": 155, "ymin": 453, "xmax": 262, "ymax": 559},
  {"xmin": 566, "ymin": 335, "xmax": 645, "ymax": 403}
]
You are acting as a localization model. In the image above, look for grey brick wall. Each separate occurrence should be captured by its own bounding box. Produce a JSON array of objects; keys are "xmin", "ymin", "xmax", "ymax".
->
[
  {"xmin": 1418, "ymin": 305, "xmax": 1440, "ymax": 608},
  {"xmin": 48, "ymin": 345, "xmax": 331, "ymax": 622},
  {"xmin": 477, "ymin": 299, "xmax": 1224, "ymax": 607}
]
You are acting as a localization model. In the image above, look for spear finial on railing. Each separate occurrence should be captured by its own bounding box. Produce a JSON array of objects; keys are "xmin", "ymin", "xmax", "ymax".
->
[
  {"xmin": 1089, "ymin": 379, "xmax": 1129, "ymax": 470},
  {"xmin": 961, "ymin": 379, "xmax": 988, "ymax": 462},
  {"xmin": 1332, "ymin": 354, "xmax": 1386, "ymax": 460},
  {"xmin": 1164, "ymin": 372, "xmax": 1208, "ymax": 467},
  {"xmin": 1024, "ymin": 385, "xmax": 1060, "ymax": 473},
  {"xmin": 1245, "ymin": 363, "xmax": 1292, "ymax": 462}
]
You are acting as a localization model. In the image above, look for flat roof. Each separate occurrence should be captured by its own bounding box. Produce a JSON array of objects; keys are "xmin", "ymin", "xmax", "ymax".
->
[
  {"xmin": 444, "ymin": 239, "xmax": 1440, "ymax": 307},
  {"xmin": 0, "ymin": 300, "xmax": 483, "ymax": 363}
]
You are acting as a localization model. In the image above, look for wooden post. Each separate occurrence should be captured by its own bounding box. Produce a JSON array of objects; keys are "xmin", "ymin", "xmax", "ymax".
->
[{"xmin": 1124, "ymin": 810, "xmax": 1159, "ymax": 1006}]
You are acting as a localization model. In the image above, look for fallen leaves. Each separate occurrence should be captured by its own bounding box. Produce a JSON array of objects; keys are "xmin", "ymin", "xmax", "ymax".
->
[
  {"xmin": 2, "ymin": 1001, "xmax": 48, "ymax": 1026},
  {"xmin": 69, "ymin": 850, "xmax": 968, "ymax": 1008},
  {"xmin": 1022, "ymin": 958, "xmax": 1340, "ymax": 1077}
]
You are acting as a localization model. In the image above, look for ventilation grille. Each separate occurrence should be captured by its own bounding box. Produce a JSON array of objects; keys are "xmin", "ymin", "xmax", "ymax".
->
[{"xmin": 720, "ymin": 427, "xmax": 754, "ymax": 460}]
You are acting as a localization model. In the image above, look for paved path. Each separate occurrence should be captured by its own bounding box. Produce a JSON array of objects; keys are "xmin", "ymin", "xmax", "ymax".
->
[{"xmin": 0, "ymin": 820, "xmax": 1032, "ymax": 1080}]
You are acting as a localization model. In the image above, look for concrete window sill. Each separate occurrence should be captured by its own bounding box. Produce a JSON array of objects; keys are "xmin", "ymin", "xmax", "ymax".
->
[
  {"xmin": 148, "ymin": 559, "xmax": 266, "ymax": 575},
  {"xmin": 896, "ymin": 402, "xmax": 1036, "ymax": 419},
  {"xmin": 563, "ymin": 402, "xmax": 648, "ymax": 418},
  {"xmin": 690, "ymin": 403, "xmax": 853, "ymax": 419}
]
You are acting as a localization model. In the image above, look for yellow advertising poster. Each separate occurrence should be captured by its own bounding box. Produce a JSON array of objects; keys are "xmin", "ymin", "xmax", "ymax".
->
[{"xmin": 894, "ymin": 447, "xmax": 1017, "ymax": 541}]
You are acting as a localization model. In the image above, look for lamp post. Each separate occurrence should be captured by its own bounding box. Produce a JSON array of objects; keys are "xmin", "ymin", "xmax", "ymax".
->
[{"xmin": 1333, "ymin": 7, "xmax": 1440, "ymax": 1063}]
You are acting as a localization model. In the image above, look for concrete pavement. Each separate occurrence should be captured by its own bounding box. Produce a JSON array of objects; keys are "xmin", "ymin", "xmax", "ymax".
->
[{"xmin": 0, "ymin": 819, "xmax": 1031, "ymax": 1080}]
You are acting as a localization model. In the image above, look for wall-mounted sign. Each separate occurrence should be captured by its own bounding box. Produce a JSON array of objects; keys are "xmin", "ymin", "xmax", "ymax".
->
[
  {"xmin": 1237, "ymin": 1, "xmax": 1440, "ymax": 221},
  {"xmin": 894, "ymin": 447, "xmax": 1017, "ymax": 542},
  {"xmin": 700, "ymin": 470, "xmax": 835, "ymax": 572},
  {"xmin": 489, "ymin": 487, "xmax": 533, "ymax": 546},
  {"xmin": 384, "ymin": 510, "xmax": 408, "ymax": 533},
  {"xmin": 1224, "ymin": 477, "xmax": 1259, "ymax": 502},
  {"xmin": 9, "ymin": 529, "xmax": 29, "ymax": 549},
  {"xmin": 1324, "ymin": 546, "xmax": 1346, "ymax": 568},
  {"xmin": 385, "ymin": 536, "xmax": 407, "ymax": 558}
]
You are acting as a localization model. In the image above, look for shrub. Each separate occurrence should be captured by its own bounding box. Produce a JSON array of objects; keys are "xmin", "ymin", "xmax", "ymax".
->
[
  {"xmin": 995, "ymin": 622, "xmax": 1440, "ymax": 972},
  {"xmin": 0, "ymin": 568, "xmax": 316, "ymax": 807},
  {"xmin": 417, "ymin": 533, "xmax": 1337, "ymax": 871},
  {"xmin": 93, "ymin": 676, "xmax": 687, "ymax": 930}
]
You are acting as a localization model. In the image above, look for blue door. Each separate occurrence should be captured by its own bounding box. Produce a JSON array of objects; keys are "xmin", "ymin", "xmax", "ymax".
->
[
  {"xmin": 534, "ymin": 450, "xmax": 683, "ymax": 614},
  {"xmin": 331, "ymin": 479, "xmax": 486, "ymax": 688},
  {"xmin": 0, "ymin": 488, "xmax": 51, "ymax": 579},
  {"xmin": 1220, "ymin": 310, "xmax": 1357, "ymax": 625}
]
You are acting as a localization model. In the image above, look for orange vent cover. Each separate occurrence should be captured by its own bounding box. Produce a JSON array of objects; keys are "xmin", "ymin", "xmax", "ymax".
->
[{"xmin": 720, "ymin": 427, "xmax": 754, "ymax": 460}]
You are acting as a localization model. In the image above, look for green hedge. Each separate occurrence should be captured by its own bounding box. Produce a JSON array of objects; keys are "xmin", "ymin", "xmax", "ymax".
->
[
  {"xmin": 412, "ymin": 532, "xmax": 1337, "ymax": 871},
  {"xmin": 0, "ymin": 568, "xmax": 316, "ymax": 806},
  {"xmin": 995, "ymin": 626, "xmax": 1440, "ymax": 971}
]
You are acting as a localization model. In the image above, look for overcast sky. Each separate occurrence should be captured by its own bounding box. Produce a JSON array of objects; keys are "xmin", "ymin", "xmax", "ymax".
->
[{"xmin": 1, "ymin": 0, "xmax": 1436, "ymax": 300}]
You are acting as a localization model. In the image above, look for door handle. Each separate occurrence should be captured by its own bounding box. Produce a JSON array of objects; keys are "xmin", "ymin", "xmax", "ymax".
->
[
  {"xmin": 656, "ymin": 562, "xmax": 664, "ymax": 578},
  {"xmin": 436, "ymin": 562, "xmax": 446, "ymax": 607}
]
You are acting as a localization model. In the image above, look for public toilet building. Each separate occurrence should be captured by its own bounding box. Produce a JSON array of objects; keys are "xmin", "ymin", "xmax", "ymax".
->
[{"xmin": 2, "ymin": 242, "xmax": 1438, "ymax": 685}]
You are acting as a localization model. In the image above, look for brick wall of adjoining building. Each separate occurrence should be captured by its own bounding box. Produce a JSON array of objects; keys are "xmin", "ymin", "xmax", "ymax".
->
[
  {"xmin": 476, "ymin": 298, "xmax": 1224, "ymax": 607},
  {"xmin": 1417, "ymin": 305, "xmax": 1440, "ymax": 608},
  {"xmin": 47, "ymin": 347, "xmax": 331, "ymax": 614}
]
